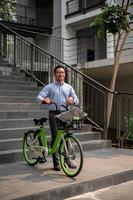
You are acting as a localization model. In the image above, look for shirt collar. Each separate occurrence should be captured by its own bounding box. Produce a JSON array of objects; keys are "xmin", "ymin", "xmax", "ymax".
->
[{"xmin": 55, "ymin": 81, "xmax": 64, "ymax": 85}]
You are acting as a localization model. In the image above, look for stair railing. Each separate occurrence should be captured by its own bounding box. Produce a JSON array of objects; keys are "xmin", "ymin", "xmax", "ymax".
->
[
  {"xmin": 115, "ymin": 91, "xmax": 133, "ymax": 148},
  {"xmin": 0, "ymin": 22, "xmax": 113, "ymax": 139}
]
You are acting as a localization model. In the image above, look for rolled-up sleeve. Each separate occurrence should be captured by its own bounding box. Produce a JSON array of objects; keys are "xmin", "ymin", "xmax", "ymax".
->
[
  {"xmin": 70, "ymin": 86, "xmax": 79, "ymax": 105},
  {"xmin": 36, "ymin": 85, "xmax": 50, "ymax": 104}
]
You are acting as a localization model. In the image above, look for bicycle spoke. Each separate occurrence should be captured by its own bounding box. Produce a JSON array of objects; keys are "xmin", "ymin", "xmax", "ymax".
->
[
  {"xmin": 59, "ymin": 135, "xmax": 83, "ymax": 177},
  {"xmin": 23, "ymin": 131, "xmax": 40, "ymax": 166}
]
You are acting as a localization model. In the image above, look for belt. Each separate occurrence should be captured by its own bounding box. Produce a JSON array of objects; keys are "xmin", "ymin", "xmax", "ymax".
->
[
  {"xmin": 49, "ymin": 110, "xmax": 65, "ymax": 113},
  {"xmin": 49, "ymin": 110, "xmax": 60, "ymax": 113}
]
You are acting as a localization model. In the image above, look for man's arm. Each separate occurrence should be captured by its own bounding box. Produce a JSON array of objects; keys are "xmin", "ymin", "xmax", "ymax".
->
[
  {"xmin": 36, "ymin": 85, "xmax": 51, "ymax": 104},
  {"xmin": 68, "ymin": 86, "xmax": 79, "ymax": 105}
]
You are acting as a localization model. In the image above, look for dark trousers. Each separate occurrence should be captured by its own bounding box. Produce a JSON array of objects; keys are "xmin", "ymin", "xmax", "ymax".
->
[{"xmin": 49, "ymin": 110, "xmax": 61, "ymax": 167}]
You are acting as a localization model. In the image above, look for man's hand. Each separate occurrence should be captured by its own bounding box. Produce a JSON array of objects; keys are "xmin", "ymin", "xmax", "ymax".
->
[
  {"xmin": 42, "ymin": 97, "xmax": 51, "ymax": 105},
  {"xmin": 66, "ymin": 97, "xmax": 74, "ymax": 105}
]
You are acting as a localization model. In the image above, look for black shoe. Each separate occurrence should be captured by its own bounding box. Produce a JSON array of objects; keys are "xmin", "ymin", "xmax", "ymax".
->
[
  {"xmin": 64, "ymin": 159, "xmax": 77, "ymax": 169},
  {"xmin": 39, "ymin": 157, "xmax": 47, "ymax": 163},
  {"xmin": 54, "ymin": 164, "xmax": 61, "ymax": 171}
]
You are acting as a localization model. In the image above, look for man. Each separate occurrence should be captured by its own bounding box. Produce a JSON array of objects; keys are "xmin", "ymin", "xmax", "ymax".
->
[{"xmin": 37, "ymin": 65, "xmax": 79, "ymax": 171}]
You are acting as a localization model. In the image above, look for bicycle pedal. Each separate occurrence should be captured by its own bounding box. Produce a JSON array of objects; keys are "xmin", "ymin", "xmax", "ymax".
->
[{"xmin": 39, "ymin": 157, "xmax": 47, "ymax": 163}]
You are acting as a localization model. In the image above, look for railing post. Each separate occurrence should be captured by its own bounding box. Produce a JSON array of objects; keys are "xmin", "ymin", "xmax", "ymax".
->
[
  {"xmin": 103, "ymin": 91, "xmax": 108, "ymax": 139},
  {"xmin": 0, "ymin": 32, "xmax": 1, "ymax": 56},
  {"xmin": 49, "ymin": 56, "xmax": 54, "ymax": 83},
  {"xmin": 66, "ymin": 1, "xmax": 69, "ymax": 15},
  {"xmin": 3, "ymin": 33, "xmax": 7, "ymax": 56},
  {"xmin": 117, "ymin": 93, "xmax": 122, "ymax": 148},
  {"xmin": 31, "ymin": 44, "xmax": 34, "ymax": 81},
  {"xmin": 74, "ymin": 70, "xmax": 77, "ymax": 92},
  {"xmin": 79, "ymin": 0, "xmax": 82, "ymax": 10},
  {"xmin": 14, "ymin": 35, "xmax": 16, "ymax": 67},
  {"xmin": 82, "ymin": 0, "xmax": 86, "ymax": 13}
]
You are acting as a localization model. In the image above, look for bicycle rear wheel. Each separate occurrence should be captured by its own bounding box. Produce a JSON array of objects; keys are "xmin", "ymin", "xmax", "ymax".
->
[
  {"xmin": 59, "ymin": 135, "xmax": 83, "ymax": 177},
  {"xmin": 23, "ymin": 130, "xmax": 40, "ymax": 166}
]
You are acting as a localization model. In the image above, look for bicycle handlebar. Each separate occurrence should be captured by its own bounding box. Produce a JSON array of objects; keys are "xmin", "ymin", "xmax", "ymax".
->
[
  {"xmin": 51, "ymin": 102, "xmax": 69, "ymax": 111},
  {"xmin": 42, "ymin": 100, "xmax": 69, "ymax": 111}
]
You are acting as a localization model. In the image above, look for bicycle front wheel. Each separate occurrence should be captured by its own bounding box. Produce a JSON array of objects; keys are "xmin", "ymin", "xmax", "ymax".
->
[
  {"xmin": 23, "ymin": 130, "xmax": 40, "ymax": 166},
  {"xmin": 59, "ymin": 135, "xmax": 83, "ymax": 177}
]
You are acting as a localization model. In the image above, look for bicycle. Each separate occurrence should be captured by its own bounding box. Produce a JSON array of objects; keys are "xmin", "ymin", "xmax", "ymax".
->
[{"xmin": 23, "ymin": 103, "xmax": 84, "ymax": 177}]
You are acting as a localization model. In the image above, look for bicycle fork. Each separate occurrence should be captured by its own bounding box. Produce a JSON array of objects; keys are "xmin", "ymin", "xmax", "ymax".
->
[{"xmin": 61, "ymin": 135, "xmax": 74, "ymax": 160}]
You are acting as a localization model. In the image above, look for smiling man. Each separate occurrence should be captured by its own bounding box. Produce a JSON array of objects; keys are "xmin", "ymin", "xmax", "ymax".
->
[{"xmin": 37, "ymin": 65, "xmax": 79, "ymax": 171}]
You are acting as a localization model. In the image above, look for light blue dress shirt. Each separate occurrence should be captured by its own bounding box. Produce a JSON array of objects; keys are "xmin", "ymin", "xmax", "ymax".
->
[{"xmin": 37, "ymin": 81, "xmax": 79, "ymax": 111}]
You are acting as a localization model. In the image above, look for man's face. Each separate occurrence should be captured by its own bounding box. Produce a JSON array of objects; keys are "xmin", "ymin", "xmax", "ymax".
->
[{"xmin": 55, "ymin": 67, "xmax": 65, "ymax": 82}]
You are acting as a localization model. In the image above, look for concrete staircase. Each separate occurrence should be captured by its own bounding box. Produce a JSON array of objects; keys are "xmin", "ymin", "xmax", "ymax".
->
[{"xmin": 0, "ymin": 57, "xmax": 112, "ymax": 164}]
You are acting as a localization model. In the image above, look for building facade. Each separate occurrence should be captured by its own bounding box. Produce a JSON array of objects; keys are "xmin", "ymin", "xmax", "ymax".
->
[{"xmin": 52, "ymin": 0, "xmax": 133, "ymax": 93}]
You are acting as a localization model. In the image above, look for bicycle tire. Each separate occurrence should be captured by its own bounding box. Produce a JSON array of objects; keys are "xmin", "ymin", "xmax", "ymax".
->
[
  {"xmin": 59, "ymin": 135, "xmax": 83, "ymax": 177},
  {"xmin": 23, "ymin": 130, "xmax": 40, "ymax": 166}
]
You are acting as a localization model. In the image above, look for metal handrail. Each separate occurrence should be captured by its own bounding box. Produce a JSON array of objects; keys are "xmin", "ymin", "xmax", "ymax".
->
[
  {"xmin": 0, "ymin": 22, "xmax": 112, "ymax": 93},
  {"xmin": 115, "ymin": 91, "xmax": 133, "ymax": 148},
  {"xmin": 22, "ymin": 68, "xmax": 45, "ymax": 86},
  {"xmin": 116, "ymin": 91, "xmax": 133, "ymax": 96}
]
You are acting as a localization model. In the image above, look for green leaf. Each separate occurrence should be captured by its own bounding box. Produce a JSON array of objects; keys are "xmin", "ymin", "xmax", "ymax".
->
[
  {"xmin": 90, "ymin": 4, "xmax": 130, "ymax": 39},
  {"xmin": 0, "ymin": 0, "xmax": 16, "ymax": 22}
]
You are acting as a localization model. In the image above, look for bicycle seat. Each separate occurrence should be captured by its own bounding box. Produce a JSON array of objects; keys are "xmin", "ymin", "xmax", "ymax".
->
[{"xmin": 33, "ymin": 117, "xmax": 48, "ymax": 126}]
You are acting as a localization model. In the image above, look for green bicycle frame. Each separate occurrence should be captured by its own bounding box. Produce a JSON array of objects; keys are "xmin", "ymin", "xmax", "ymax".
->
[{"xmin": 37, "ymin": 127, "xmax": 64, "ymax": 155}]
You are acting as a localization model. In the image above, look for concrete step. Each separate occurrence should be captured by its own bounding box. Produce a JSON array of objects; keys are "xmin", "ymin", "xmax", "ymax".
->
[
  {"xmin": 0, "ymin": 118, "xmax": 49, "ymax": 129},
  {"xmin": 0, "ymin": 149, "xmax": 23, "ymax": 163},
  {"xmin": 0, "ymin": 110, "xmax": 48, "ymax": 119},
  {"xmin": 0, "ymin": 69, "xmax": 27, "ymax": 77},
  {"xmin": 0, "ymin": 59, "xmax": 15, "ymax": 65},
  {"xmin": 74, "ymin": 131, "xmax": 101, "ymax": 141},
  {"xmin": 0, "ymin": 64, "xmax": 14, "ymax": 68},
  {"xmin": 0, "ymin": 139, "xmax": 111, "ymax": 163},
  {"xmin": 0, "ymin": 103, "xmax": 47, "ymax": 110},
  {"xmin": 0, "ymin": 74, "xmax": 31, "ymax": 81},
  {"xmin": 10, "ymin": 71, "xmax": 26, "ymax": 77},
  {"xmin": 0, "ymin": 83, "xmax": 41, "ymax": 91},
  {"xmin": 0, "ymin": 90, "xmax": 39, "ymax": 96},
  {"xmin": 76, "ymin": 124, "xmax": 92, "ymax": 132},
  {"xmin": 0, "ymin": 67, "xmax": 12, "ymax": 75},
  {"xmin": 0, "ymin": 126, "xmax": 50, "ymax": 139},
  {"xmin": 81, "ymin": 140, "xmax": 112, "ymax": 151},
  {"xmin": 0, "ymin": 138, "xmax": 23, "ymax": 151},
  {"xmin": 0, "ymin": 149, "xmax": 133, "ymax": 200},
  {"xmin": 0, "ymin": 127, "xmax": 38, "ymax": 139},
  {"xmin": 0, "ymin": 96, "xmax": 37, "ymax": 103},
  {"xmin": 0, "ymin": 133, "xmax": 49, "ymax": 151},
  {"xmin": 0, "ymin": 79, "xmax": 37, "ymax": 86},
  {"xmin": 0, "ymin": 131, "xmax": 101, "ymax": 151},
  {"xmin": 0, "ymin": 73, "xmax": 31, "ymax": 81},
  {"xmin": 0, "ymin": 60, "xmax": 9, "ymax": 65},
  {"xmin": 0, "ymin": 66, "xmax": 19, "ymax": 75}
]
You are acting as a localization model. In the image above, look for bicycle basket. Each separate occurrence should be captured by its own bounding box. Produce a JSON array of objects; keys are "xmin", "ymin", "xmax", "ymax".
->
[{"xmin": 55, "ymin": 107, "xmax": 88, "ymax": 130}]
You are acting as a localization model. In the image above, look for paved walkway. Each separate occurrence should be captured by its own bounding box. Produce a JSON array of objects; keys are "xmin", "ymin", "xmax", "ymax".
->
[
  {"xmin": 66, "ymin": 180, "xmax": 133, "ymax": 200},
  {"xmin": 0, "ymin": 148, "xmax": 133, "ymax": 200}
]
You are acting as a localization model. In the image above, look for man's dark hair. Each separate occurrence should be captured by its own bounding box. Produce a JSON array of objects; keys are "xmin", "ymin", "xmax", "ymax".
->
[{"xmin": 54, "ymin": 65, "xmax": 65, "ymax": 73}]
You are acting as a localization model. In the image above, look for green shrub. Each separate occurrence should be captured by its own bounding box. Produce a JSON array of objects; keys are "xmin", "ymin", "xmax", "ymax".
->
[{"xmin": 124, "ymin": 114, "xmax": 133, "ymax": 140}]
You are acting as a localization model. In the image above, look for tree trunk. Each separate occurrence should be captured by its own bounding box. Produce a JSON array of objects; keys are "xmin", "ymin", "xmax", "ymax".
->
[
  {"xmin": 102, "ymin": 0, "xmax": 131, "ymax": 138},
  {"xmin": 105, "ymin": 31, "xmax": 129, "ymax": 138}
]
